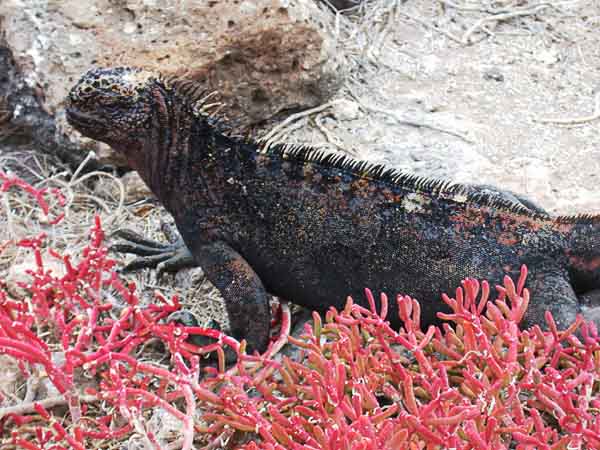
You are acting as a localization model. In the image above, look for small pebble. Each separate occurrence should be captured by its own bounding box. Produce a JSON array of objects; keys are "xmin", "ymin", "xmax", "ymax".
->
[
  {"xmin": 333, "ymin": 99, "xmax": 360, "ymax": 121},
  {"xmin": 483, "ymin": 68, "xmax": 504, "ymax": 82}
]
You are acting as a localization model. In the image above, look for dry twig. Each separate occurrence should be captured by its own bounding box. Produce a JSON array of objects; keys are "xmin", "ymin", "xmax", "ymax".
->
[
  {"xmin": 260, "ymin": 100, "xmax": 344, "ymax": 146},
  {"xmin": 397, "ymin": 11, "xmax": 464, "ymax": 44},
  {"xmin": 461, "ymin": 3, "xmax": 553, "ymax": 44},
  {"xmin": 347, "ymin": 86, "xmax": 474, "ymax": 143},
  {"xmin": 313, "ymin": 112, "xmax": 356, "ymax": 154},
  {"xmin": 534, "ymin": 92, "xmax": 600, "ymax": 126}
]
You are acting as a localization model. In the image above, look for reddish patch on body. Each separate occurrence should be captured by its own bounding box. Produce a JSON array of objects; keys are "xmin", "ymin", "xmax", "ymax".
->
[
  {"xmin": 568, "ymin": 254, "xmax": 600, "ymax": 272},
  {"xmin": 497, "ymin": 232, "xmax": 519, "ymax": 246},
  {"xmin": 450, "ymin": 208, "xmax": 485, "ymax": 230},
  {"xmin": 350, "ymin": 178, "xmax": 373, "ymax": 199},
  {"xmin": 381, "ymin": 188, "xmax": 396, "ymax": 202},
  {"xmin": 553, "ymin": 221, "xmax": 576, "ymax": 234},
  {"xmin": 498, "ymin": 214, "xmax": 546, "ymax": 233}
]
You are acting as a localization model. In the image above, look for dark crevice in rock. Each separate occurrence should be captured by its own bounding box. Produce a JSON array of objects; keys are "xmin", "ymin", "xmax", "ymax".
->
[{"xmin": 0, "ymin": 38, "xmax": 98, "ymax": 171}]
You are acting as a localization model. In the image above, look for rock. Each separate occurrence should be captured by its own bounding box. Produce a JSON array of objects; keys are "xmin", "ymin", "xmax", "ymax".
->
[
  {"xmin": 0, "ymin": 39, "xmax": 91, "ymax": 169},
  {"xmin": 0, "ymin": 355, "xmax": 23, "ymax": 405},
  {"xmin": 121, "ymin": 171, "xmax": 152, "ymax": 204},
  {"xmin": 483, "ymin": 67, "xmax": 504, "ymax": 82},
  {"xmin": 146, "ymin": 408, "xmax": 187, "ymax": 446},
  {"xmin": 322, "ymin": 0, "xmax": 364, "ymax": 10},
  {"xmin": 535, "ymin": 48, "xmax": 560, "ymax": 65},
  {"xmin": 6, "ymin": 252, "xmax": 66, "ymax": 299},
  {"xmin": 277, "ymin": 307, "xmax": 314, "ymax": 362},
  {"xmin": 0, "ymin": 0, "xmax": 344, "ymax": 167},
  {"xmin": 332, "ymin": 99, "xmax": 360, "ymax": 121}
]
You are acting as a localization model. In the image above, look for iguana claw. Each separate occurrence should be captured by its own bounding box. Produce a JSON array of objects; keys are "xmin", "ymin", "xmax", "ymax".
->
[{"xmin": 110, "ymin": 226, "xmax": 195, "ymax": 277}]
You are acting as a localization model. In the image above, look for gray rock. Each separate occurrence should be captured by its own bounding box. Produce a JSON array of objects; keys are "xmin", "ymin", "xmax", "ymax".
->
[
  {"xmin": 0, "ymin": 0, "xmax": 344, "ymax": 167},
  {"xmin": 321, "ymin": 0, "xmax": 364, "ymax": 10},
  {"xmin": 0, "ymin": 42, "xmax": 91, "ymax": 168},
  {"xmin": 483, "ymin": 67, "xmax": 504, "ymax": 82}
]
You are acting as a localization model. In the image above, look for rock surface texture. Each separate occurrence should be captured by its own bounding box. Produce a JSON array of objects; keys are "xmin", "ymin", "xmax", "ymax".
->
[{"xmin": 0, "ymin": 0, "xmax": 342, "ymax": 165}]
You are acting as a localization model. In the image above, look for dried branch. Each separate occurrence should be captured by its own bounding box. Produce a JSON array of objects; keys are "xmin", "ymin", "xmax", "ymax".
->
[
  {"xmin": 461, "ymin": 3, "xmax": 553, "ymax": 44},
  {"xmin": 260, "ymin": 100, "xmax": 344, "ymax": 146},
  {"xmin": 0, "ymin": 394, "xmax": 98, "ymax": 420},
  {"xmin": 534, "ymin": 92, "xmax": 600, "ymax": 126},
  {"xmin": 347, "ymin": 85, "xmax": 474, "ymax": 143}
]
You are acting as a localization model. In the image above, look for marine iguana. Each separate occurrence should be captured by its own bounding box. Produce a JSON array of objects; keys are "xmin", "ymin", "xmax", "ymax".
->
[{"xmin": 66, "ymin": 67, "xmax": 600, "ymax": 353}]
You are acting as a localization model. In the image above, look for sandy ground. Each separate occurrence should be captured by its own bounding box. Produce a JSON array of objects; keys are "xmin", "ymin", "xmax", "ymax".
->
[{"xmin": 288, "ymin": 0, "xmax": 600, "ymax": 215}]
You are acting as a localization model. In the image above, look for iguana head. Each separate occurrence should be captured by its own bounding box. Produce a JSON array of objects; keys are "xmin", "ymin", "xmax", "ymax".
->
[{"xmin": 66, "ymin": 67, "xmax": 158, "ymax": 158}]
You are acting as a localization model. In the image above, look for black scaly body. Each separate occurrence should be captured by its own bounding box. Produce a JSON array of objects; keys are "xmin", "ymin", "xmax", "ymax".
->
[{"xmin": 66, "ymin": 67, "xmax": 600, "ymax": 352}]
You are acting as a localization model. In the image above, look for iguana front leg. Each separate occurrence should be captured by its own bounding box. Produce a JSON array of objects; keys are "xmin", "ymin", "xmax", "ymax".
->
[
  {"xmin": 186, "ymin": 240, "xmax": 271, "ymax": 354},
  {"xmin": 114, "ymin": 228, "xmax": 271, "ymax": 353}
]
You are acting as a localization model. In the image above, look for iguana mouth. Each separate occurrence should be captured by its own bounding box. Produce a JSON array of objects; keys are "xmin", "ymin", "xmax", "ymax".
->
[{"xmin": 65, "ymin": 107, "xmax": 105, "ymax": 133}]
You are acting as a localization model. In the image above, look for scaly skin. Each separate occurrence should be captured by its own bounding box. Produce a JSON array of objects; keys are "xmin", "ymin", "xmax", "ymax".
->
[{"xmin": 66, "ymin": 67, "xmax": 600, "ymax": 352}]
